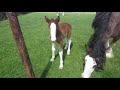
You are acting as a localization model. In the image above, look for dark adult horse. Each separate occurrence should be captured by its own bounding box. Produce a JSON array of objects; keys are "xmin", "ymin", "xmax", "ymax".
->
[{"xmin": 82, "ymin": 12, "xmax": 120, "ymax": 78}]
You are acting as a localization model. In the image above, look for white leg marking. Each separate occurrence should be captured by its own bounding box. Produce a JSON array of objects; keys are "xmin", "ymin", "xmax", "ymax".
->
[
  {"xmin": 105, "ymin": 40, "xmax": 114, "ymax": 58},
  {"xmin": 106, "ymin": 47, "xmax": 114, "ymax": 58},
  {"xmin": 59, "ymin": 50, "xmax": 63, "ymax": 69},
  {"xmin": 67, "ymin": 38, "xmax": 71, "ymax": 55},
  {"xmin": 105, "ymin": 40, "xmax": 110, "ymax": 49},
  {"xmin": 50, "ymin": 42, "xmax": 55, "ymax": 61}
]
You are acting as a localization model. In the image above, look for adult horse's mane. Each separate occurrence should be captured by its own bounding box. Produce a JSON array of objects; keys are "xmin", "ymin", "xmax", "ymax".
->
[{"xmin": 87, "ymin": 12, "xmax": 112, "ymax": 69}]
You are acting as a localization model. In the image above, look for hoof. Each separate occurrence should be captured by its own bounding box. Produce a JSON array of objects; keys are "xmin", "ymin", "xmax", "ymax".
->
[
  {"xmin": 59, "ymin": 65, "xmax": 63, "ymax": 69},
  {"xmin": 50, "ymin": 58, "xmax": 54, "ymax": 62},
  {"xmin": 67, "ymin": 51, "xmax": 70, "ymax": 55}
]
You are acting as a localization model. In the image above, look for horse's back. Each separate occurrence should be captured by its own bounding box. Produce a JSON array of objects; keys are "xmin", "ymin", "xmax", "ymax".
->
[
  {"xmin": 60, "ymin": 23, "xmax": 72, "ymax": 30},
  {"xmin": 59, "ymin": 23, "xmax": 72, "ymax": 38}
]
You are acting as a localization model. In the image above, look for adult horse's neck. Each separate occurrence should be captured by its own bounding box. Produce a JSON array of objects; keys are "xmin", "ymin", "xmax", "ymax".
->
[
  {"xmin": 89, "ymin": 12, "xmax": 112, "ymax": 57},
  {"xmin": 88, "ymin": 12, "xmax": 112, "ymax": 69}
]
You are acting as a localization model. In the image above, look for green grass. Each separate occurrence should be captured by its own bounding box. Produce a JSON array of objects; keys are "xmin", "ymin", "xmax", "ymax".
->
[{"xmin": 0, "ymin": 12, "xmax": 120, "ymax": 78}]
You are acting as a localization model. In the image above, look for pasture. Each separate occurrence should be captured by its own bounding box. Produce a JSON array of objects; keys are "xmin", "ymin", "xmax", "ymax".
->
[{"xmin": 0, "ymin": 12, "xmax": 120, "ymax": 78}]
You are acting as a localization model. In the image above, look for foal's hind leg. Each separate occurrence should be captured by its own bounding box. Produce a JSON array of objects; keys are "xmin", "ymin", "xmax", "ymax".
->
[
  {"xmin": 67, "ymin": 37, "xmax": 72, "ymax": 55},
  {"xmin": 59, "ymin": 41, "xmax": 63, "ymax": 69},
  {"xmin": 64, "ymin": 38, "xmax": 68, "ymax": 50}
]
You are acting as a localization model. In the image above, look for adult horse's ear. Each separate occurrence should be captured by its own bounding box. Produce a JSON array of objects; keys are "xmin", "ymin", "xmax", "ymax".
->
[
  {"xmin": 45, "ymin": 16, "xmax": 50, "ymax": 23},
  {"xmin": 85, "ymin": 44, "xmax": 92, "ymax": 53},
  {"xmin": 55, "ymin": 16, "xmax": 60, "ymax": 23}
]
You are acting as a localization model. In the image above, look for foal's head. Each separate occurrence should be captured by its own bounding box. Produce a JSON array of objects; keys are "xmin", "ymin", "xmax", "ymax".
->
[{"xmin": 45, "ymin": 16, "xmax": 60, "ymax": 42}]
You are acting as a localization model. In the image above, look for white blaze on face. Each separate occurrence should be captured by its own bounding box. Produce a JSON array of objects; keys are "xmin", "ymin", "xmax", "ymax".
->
[
  {"xmin": 81, "ymin": 55, "xmax": 97, "ymax": 78},
  {"xmin": 50, "ymin": 22, "xmax": 56, "ymax": 42}
]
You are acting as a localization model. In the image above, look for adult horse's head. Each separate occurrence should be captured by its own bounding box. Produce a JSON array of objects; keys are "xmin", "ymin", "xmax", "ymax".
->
[
  {"xmin": 81, "ymin": 12, "xmax": 112, "ymax": 78},
  {"xmin": 45, "ymin": 16, "xmax": 60, "ymax": 42},
  {"xmin": 81, "ymin": 45, "xmax": 96, "ymax": 78},
  {"xmin": 81, "ymin": 44, "xmax": 105, "ymax": 78}
]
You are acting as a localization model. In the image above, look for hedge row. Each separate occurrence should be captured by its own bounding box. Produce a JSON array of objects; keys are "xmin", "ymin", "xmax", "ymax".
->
[{"xmin": 0, "ymin": 12, "xmax": 31, "ymax": 21}]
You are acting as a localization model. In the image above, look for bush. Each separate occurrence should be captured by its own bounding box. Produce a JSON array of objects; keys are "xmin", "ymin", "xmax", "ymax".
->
[
  {"xmin": 0, "ymin": 12, "xmax": 31, "ymax": 21},
  {"xmin": 0, "ymin": 12, "xmax": 6, "ymax": 21}
]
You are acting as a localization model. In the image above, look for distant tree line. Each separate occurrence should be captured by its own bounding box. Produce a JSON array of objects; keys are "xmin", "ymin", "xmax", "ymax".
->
[{"xmin": 0, "ymin": 12, "xmax": 31, "ymax": 21}]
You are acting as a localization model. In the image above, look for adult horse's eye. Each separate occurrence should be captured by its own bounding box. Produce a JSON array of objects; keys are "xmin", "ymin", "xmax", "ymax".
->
[
  {"xmin": 93, "ymin": 65, "xmax": 97, "ymax": 68},
  {"xmin": 83, "ymin": 62, "xmax": 85, "ymax": 67}
]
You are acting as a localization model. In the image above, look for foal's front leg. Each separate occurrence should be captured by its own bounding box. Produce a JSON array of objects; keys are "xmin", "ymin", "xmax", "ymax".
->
[
  {"xmin": 50, "ymin": 42, "xmax": 55, "ymax": 61},
  {"xmin": 59, "ymin": 41, "xmax": 63, "ymax": 69}
]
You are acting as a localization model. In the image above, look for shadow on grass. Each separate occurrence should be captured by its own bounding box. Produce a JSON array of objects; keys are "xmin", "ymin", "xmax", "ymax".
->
[
  {"xmin": 40, "ymin": 61, "xmax": 52, "ymax": 78},
  {"xmin": 40, "ymin": 43, "xmax": 73, "ymax": 78},
  {"xmin": 63, "ymin": 43, "xmax": 73, "ymax": 63}
]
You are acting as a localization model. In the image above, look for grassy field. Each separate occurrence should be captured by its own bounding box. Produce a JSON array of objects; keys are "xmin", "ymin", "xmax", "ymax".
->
[{"xmin": 0, "ymin": 12, "xmax": 120, "ymax": 78}]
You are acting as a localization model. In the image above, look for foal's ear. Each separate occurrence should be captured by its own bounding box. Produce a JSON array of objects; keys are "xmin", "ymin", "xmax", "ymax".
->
[
  {"xmin": 45, "ymin": 16, "xmax": 50, "ymax": 23},
  {"xmin": 55, "ymin": 16, "xmax": 60, "ymax": 23}
]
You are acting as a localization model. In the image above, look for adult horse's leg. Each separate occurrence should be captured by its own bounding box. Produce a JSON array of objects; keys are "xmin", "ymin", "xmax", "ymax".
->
[
  {"xmin": 59, "ymin": 41, "xmax": 63, "ymax": 69},
  {"xmin": 106, "ymin": 39, "xmax": 114, "ymax": 58},
  {"xmin": 109, "ymin": 38, "xmax": 119, "ymax": 57},
  {"xmin": 50, "ymin": 42, "xmax": 55, "ymax": 61},
  {"xmin": 106, "ymin": 38, "xmax": 119, "ymax": 58},
  {"xmin": 111, "ymin": 38, "xmax": 119, "ymax": 48},
  {"xmin": 67, "ymin": 37, "xmax": 71, "ymax": 55}
]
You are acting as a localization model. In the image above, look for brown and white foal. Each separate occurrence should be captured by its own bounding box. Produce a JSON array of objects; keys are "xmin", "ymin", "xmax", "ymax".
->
[{"xmin": 45, "ymin": 16, "xmax": 72, "ymax": 69}]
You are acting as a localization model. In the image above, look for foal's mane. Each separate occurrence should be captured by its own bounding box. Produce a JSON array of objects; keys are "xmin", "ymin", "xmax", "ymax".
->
[{"xmin": 87, "ymin": 12, "xmax": 112, "ymax": 69}]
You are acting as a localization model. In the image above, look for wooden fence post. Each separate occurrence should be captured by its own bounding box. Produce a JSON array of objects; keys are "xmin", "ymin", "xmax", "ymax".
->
[{"xmin": 6, "ymin": 12, "xmax": 35, "ymax": 78}]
